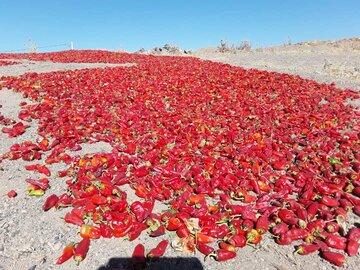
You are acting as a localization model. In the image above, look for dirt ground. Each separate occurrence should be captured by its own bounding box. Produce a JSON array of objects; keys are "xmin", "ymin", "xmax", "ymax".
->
[{"xmin": 0, "ymin": 38, "xmax": 359, "ymax": 270}]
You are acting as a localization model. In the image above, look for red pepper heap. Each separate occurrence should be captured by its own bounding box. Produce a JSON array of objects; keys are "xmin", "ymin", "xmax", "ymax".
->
[{"xmin": 0, "ymin": 50, "xmax": 359, "ymax": 267}]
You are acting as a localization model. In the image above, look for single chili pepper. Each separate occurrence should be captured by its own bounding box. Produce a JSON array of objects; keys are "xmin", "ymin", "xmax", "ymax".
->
[
  {"xmin": 346, "ymin": 239, "xmax": 359, "ymax": 257},
  {"xmin": 112, "ymin": 215, "xmax": 134, "ymax": 238},
  {"xmin": 25, "ymin": 178, "xmax": 49, "ymax": 191},
  {"xmin": 149, "ymin": 224, "xmax": 166, "ymax": 237},
  {"xmin": 130, "ymin": 201, "xmax": 148, "ymax": 222},
  {"xmin": 196, "ymin": 242, "xmax": 214, "ymax": 256},
  {"xmin": 147, "ymin": 240, "xmax": 169, "ymax": 259},
  {"xmin": 347, "ymin": 227, "xmax": 360, "ymax": 241},
  {"xmin": 56, "ymin": 193, "xmax": 73, "ymax": 208},
  {"xmin": 342, "ymin": 192, "xmax": 360, "ymax": 206},
  {"xmin": 166, "ymin": 217, "xmax": 182, "ymax": 231},
  {"xmin": 132, "ymin": 243, "xmax": 146, "ymax": 270},
  {"xmin": 353, "ymin": 205, "xmax": 360, "ymax": 217},
  {"xmin": 73, "ymin": 237, "xmax": 90, "ymax": 264},
  {"xmin": 219, "ymin": 241, "xmax": 236, "ymax": 252},
  {"xmin": 320, "ymin": 195, "xmax": 340, "ymax": 207},
  {"xmin": 325, "ymin": 221, "xmax": 339, "ymax": 233},
  {"xmin": 7, "ymin": 190, "xmax": 17, "ymax": 198},
  {"xmin": 227, "ymin": 233, "xmax": 246, "ymax": 248},
  {"xmin": 226, "ymin": 204, "xmax": 248, "ymax": 215},
  {"xmin": 278, "ymin": 209, "xmax": 298, "ymax": 225},
  {"xmin": 294, "ymin": 243, "xmax": 320, "ymax": 255},
  {"xmin": 79, "ymin": 224, "xmax": 101, "ymax": 239},
  {"xmin": 296, "ymin": 207, "xmax": 308, "ymax": 222},
  {"xmin": 271, "ymin": 222, "xmax": 289, "ymax": 235},
  {"xmin": 56, "ymin": 243, "xmax": 75, "ymax": 264},
  {"xmin": 195, "ymin": 232, "xmax": 216, "ymax": 244},
  {"xmin": 25, "ymin": 164, "xmax": 51, "ymax": 177},
  {"xmin": 128, "ymin": 222, "xmax": 147, "ymax": 241},
  {"xmin": 134, "ymin": 184, "xmax": 149, "ymax": 198},
  {"xmin": 275, "ymin": 233, "xmax": 292, "ymax": 246},
  {"xmin": 321, "ymin": 250, "xmax": 345, "ymax": 267},
  {"xmin": 246, "ymin": 229, "xmax": 262, "ymax": 244},
  {"xmin": 209, "ymin": 249, "xmax": 237, "ymax": 262},
  {"xmin": 287, "ymin": 228, "xmax": 309, "ymax": 241},
  {"xmin": 242, "ymin": 219, "xmax": 254, "ymax": 231},
  {"xmin": 306, "ymin": 201, "xmax": 319, "ymax": 221},
  {"xmin": 42, "ymin": 194, "xmax": 59, "ymax": 211},
  {"xmin": 256, "ymin": 216, "xmax": 270, "ymax": 235},
  {"xmin": 91, "ymin": 194, "xmax": 108, "ymax": 205},
  {"xmin": 64, "ymin": 212, "xmax": 85, "ymax": 226},
  {"xmin": 177, "ymin": 224, "xmax": 191, "ymax": 238},
  {"xmin": 100, "ymin": 223, "xmax": 113, "ymax": 238},
  {"xmin": 325, "ymin": 234, "xmax": 347, "ymax": 250}
]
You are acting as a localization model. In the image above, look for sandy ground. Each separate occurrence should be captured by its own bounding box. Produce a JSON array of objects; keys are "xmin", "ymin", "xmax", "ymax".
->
[
  {"xmin": 193, "ymin": 38, "xmax": 360, "ymax": 91},
  {"xmin": 0, "ymin": 39, "xmax": 359, "ymax": 270}
]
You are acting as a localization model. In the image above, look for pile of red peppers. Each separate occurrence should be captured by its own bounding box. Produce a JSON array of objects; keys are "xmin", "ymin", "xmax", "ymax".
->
[
  {"xmin": 0, "ymin": 50, "xmax": 359, "ymax": 267},
  {"xmin": 0, "ymin": 60, "xmax": 19, "ymax": 66}
]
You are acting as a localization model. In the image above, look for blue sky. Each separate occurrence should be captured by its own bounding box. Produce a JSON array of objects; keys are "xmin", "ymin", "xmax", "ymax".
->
[{"xmin": 0, "ymin": 0, "xmax": 359, "ymax": 52}]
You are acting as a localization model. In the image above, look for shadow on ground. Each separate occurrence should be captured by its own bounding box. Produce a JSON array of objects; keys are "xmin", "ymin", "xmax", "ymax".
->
[{"xmin": 97, "ymin": 256, "xmax": 204, "ymax": 270}]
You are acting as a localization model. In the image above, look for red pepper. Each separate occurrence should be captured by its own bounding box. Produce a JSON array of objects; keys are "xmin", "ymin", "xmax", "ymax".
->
[
  {"xmin": 100, "ymin": 223, "xmax": 113, "ymax": 238},
  {"xmin": 64, "ymin": 212, "xmax": 84, "ymax": 226},
  {"xmin": 209, "ymin": 249, "xmax": 237, "ymax": 262},
  {"xmin": 73, "ymin": 237, "xmax": 90, "ymax": 264},
  {"xmin": 255, "ymin": 216, "xmax": 270, "ymax": 234},
  {"xmin": 325, "ymin": 221, "xmax": 339, "ymax": 233},
  {"xmin": 306, "ymin": 201, "xmax": 319, "ymax": 221},
  {"xmin": 132, "ymin": 243, "xmax": 146, "ymax": 270},
  {"xmin": 246, "ymin": 229, "xmax": 262, "ymax": 244},
  {"xmin": 112, "ymin": 215, "xmax": 134, "ymax": 238},
  {"xmin": 56, "ymin": 194, "xmax": 73, "ymax": 208},
  {"xmin": 177, "ymin": 224, "xmax": 191, "ymax": 238},
  {"xmin": 134, "ymin": 166, "xmax": 149, "ymax": 177},
  {"xmin": 91, "ymin": 194, "xmax": 108, "ymax": 205},
  {"xmin": 196, "ymin": 242, "xmax": 214, "ymax": 256},
  {"xmin": 295, "ymin": 243, "xmax": 320, "ymax": 255},
  {"xmin": 130, "ymin": 201, "xmax": 148, "ymax": 222},
  {"xmin": 25, "ymin": 164, "xmax": 51, "ymax": 176},
  {"xmin": 79, "ymin": 224, "xmax": 101, "ymax": 239},
  {"xmin": 7, "ymin": 190, "xmax": 17, "ymax": 198},
  {"xmin": 275, "ymin": 233, "xmax": 292, "ymax": 245},
  {"xmin": 166, "ymin": 217, "xmax": 182, "ymax": 231},
  {"xmin": 42, "ymin": 194, "xmax": 59, "ymax": 211},
  {"xmin": 347, "ymin": 227, "xmax": 360, "ymax": 242},
  {"xmin": 195, "ymin": 232, "xmax": 216, "ymax": 244},
  {"xmin": 56, "ymin": 243, "xmax": 75, "ymax": 264},
  {"xmin": 127, "ymin": 222, "xmax": 147, "ymax": 241},
  {"xmin": 320, "ymin": 195, "xmax": 340, "ymax": 207},
  {"xmin": 321, "ymin": 250, "xmax": 345, "ymax": 267},
  {"xmin": 149, "ymin": 224, "xmax": 166, "ymax": 237},
  {"xmin": 25, "ymin": 178, "xmax": 49, "ymax": 191},
  {"xmin": 134, "ymin": 184, "xmax": 149, "ymax": 198},
  {"xmin": 346, "ymin": 239, "xmax": 359, "ymax": 257},
  {"xmin": 287, "ymin": 228, "xmax": 309, "ymax": 241},
  {"xmin": 325, "ymin": 234, "xmax": 347, "ymax": 250},
  {"xmin": 271, "ymin": 223, "xmax": 289, "ymax": 235},
  {"xmin": 278, "ymin": 209, "xmax": 298, "ymax": 225},
  {"xmin": 218, "ymin": 241, "xmax": 236, "ymax": 252},
  {"xmin": 227, "ymin": 234, "xmax": 246, "ymax": 248},
  {"xmin": 147, "ymin": 240, "xmax": 169, "ymax": 259}
]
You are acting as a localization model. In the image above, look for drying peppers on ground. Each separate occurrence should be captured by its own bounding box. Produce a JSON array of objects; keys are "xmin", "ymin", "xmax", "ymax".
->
[{"xmin": 0, "ymin": 50, "xmax": 359, "ymax": 267}]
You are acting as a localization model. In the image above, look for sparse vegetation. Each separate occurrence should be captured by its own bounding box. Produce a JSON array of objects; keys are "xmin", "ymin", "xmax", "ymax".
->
[{"xmin": 218, "ymin": 39, "xmax": 252, "ymax": 53}]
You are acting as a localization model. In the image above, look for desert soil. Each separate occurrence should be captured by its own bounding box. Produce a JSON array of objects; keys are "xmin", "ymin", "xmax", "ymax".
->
[{"xmin": 0, "ymin": 39, "xmax": 359, "ymax": 270}]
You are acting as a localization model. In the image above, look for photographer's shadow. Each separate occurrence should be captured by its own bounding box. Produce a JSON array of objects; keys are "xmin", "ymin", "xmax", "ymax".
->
[{"xmin": 97, "ymin": 256, "xmax": 204, "ymax": 270}]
